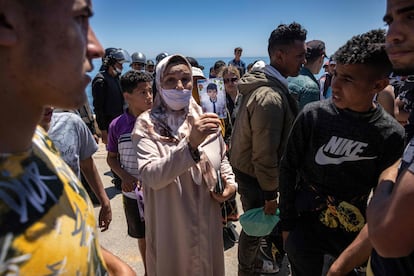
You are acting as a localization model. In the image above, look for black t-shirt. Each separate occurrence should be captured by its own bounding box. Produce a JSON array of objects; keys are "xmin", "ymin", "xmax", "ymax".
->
[
  {"xmin": 370, "ymin": 137, "xmax": 414, "ymax": 275},
  {"xmin": 279, "ymin": 100, "xmax": 405, "ymax": 231}
]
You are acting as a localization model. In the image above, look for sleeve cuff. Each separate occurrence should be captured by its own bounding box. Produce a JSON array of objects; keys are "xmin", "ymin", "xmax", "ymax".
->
[
  {"xmin": 187, "ymin": 141, "xmax": 200, "ymax": 163},
  {"xmin": 263, "ymin": 190, "xmax": 278, "ymax": 201}
]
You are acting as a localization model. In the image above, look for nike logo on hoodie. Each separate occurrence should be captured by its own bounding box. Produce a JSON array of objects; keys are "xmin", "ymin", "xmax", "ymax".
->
[{"xmin": 315, "ymin": 136, "xmax": 377, "ymax": 165}]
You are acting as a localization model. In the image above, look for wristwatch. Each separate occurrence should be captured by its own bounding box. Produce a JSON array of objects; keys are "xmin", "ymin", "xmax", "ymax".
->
[{"xmin": 188, "ymin": 142, "xmax": 200, "ymax": 163}]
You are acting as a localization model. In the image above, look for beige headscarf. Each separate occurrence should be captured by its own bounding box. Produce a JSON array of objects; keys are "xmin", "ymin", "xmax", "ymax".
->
[{"xmin": 134, "ymin": 54, "xmax": 220, "ymax": 189}]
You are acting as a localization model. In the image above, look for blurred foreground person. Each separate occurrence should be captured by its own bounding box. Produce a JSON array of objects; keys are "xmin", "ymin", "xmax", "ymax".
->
[
  {"xmin": 0, "ymin": 0, "xmax": 134, "ymax": 274},
  {"xmin": 367, "ymin": 0, "xmax": 414, "ymax": 275}
]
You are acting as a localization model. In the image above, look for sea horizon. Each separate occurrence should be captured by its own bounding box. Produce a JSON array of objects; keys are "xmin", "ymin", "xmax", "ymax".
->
[
  {"xmin": 86, "ymin": 55, "xmax": 325, "ymax": 112},
  {"xmin": 86, "ymin": 56, "xmax": 269, "ymax": 111}
]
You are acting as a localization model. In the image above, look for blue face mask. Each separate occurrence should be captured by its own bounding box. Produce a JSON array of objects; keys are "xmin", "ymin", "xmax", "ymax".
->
[{"xmin": 160, "ymin": 89, "xmax": 192, "ymax": 110}]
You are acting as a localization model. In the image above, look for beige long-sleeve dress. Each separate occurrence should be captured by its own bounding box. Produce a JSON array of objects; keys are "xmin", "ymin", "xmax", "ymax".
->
[{"xmin": 132, "ymin": 106, "xmax": 236, "ymax": 276}]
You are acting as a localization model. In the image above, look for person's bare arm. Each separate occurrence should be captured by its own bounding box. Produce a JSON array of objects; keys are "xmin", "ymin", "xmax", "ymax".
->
[
  {"xmin": 377, "ymin": 85, "xmax": 396, "ymax": 117},
  {"xmin": 327, "ymin": 225, "xmax": 372, "ymax": 275},
  {"xmin": 100, "ymin": 130, "xmax": 108, "ymax": 145},
  {"xmin": 80, "ymin": 157, "xmax": 112, "ymax": 231},
  {"xmin": 100, "ymin": 246, "xmax": 136, "ymax": 276},
  {"xmin": 367, "ymin": 159, "xmax": 414, "ymax": 257}
]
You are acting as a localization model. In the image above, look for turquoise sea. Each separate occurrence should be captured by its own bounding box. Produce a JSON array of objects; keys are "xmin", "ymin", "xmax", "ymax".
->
[{"xmin": 86, "ymin": 56, "xmax": 269, "ymax": 111}]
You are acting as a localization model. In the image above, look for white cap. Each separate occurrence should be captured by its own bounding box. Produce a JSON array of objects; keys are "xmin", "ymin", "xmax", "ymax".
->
[
  {"xmin": 251, "ymin": 60, "xmax": 266, "ymax": 73},
  {"xmin": 192, "ymin": 67, "xmax": 205, "ymax": 78}
]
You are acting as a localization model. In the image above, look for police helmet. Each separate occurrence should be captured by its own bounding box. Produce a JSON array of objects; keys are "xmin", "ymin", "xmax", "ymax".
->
[
  {"xmin": 156, "ymin": 52, "xmax": 169, "ymax": 64},
  {"xmin": 103, "ymin": 48, "xmax": 131, "ymax": 67},
  {"xmin": 131, "ymin": 52, "xmax": 147, "ymax": 65}
]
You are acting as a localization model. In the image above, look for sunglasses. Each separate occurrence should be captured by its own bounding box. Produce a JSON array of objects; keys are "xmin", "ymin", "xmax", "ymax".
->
[{"xmin": 224, "ymin": 77, "xmax": 238, "ymax": 84}]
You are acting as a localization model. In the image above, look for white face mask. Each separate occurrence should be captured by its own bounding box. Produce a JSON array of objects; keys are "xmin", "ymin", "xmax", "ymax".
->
[
  {"xmin": 113, "ymin": 67, "xmax": 122, "ymax": 77},
  {"xmin": 160, "ymin": 89, "xmax": 192, "ymax": 111}
]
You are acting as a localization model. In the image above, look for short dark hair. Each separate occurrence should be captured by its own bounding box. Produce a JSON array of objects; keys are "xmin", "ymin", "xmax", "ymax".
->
[
  {"xmin": 120, "ymin": 70, "xmax": 153, "ymax": 94},
  {"xmin": 186, "ymin": 56, "xmax": 204, "ymax": 70},
  {"xmin": 268, "ymin": 22, "xmax": 307, "ymax": 56},
  {"xmin": 214, "ymin": 60, "xmax": 226, "ymax": 72},
  {"xmin": 207, "ymin": 82, "xmax": 218, "ymax": 91},
  {"xmin": 333, "ymin": 29, "xmax": 392, "ymax": 78}
]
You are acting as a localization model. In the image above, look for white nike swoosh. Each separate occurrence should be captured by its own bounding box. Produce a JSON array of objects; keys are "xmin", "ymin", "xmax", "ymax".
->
[{"xmin": 315, "ymin": 146, "xmax": 377, "ymax": 165}]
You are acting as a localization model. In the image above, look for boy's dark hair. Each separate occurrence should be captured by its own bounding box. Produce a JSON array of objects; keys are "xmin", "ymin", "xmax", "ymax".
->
[
  {"xmin": 333, "ymin": 29, "xmax": 392, "ymax": 77},
  {"xmin": 268, "ymin": 22, "xmax": 307, "ymax": 56},
  {"xmin": 207, "ymin": 82, "xmax": 218, "ymax": 91},
  {"xmin": 120, "ymin": 70, "xmax": 153, "ymax": 94}
]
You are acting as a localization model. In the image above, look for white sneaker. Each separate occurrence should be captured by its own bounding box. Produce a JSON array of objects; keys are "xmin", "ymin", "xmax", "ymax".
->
[
  {"xmin": 258, "ymin": 259, "xmax": 280, "ymax": 274},
  {"xmin": 255, "ymin": 243, "xmax": 280, "ymax": 274}
]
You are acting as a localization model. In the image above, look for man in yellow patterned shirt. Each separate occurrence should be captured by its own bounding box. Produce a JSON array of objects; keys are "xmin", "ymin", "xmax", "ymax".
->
[{"xmin": 0, "ymin": 0, "xmax": 134, "ymax": 275}]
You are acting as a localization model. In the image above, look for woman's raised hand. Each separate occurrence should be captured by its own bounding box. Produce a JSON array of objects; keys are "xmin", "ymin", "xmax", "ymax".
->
[{"xmin": 188, "ymin": 113, "xmax": 221, "ymax": 147}]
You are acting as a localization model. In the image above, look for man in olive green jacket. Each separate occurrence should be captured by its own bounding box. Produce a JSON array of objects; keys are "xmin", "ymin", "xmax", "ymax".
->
[{"xmin": 229, "ymin": 22, "xmax": 306, "ymax": 275}]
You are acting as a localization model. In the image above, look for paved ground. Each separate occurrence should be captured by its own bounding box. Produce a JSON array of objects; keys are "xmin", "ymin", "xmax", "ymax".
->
[
  {"xmin": 92, "ymin": 142, "xmax": 242, "ymax": 275},
  {"xmin": 92, "ymin": 142, "xmax": 290, "ymax": 275}
]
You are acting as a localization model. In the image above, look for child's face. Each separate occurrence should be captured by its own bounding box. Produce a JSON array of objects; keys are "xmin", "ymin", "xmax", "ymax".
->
[
  {"xmin": 125, "ymin": 82, "xmax": 153, "ymax": 114},
  {"xmin": 331, "ymin": 63, "xmax": 382, "ymax": 112},
  {"xmin": 207, "ymin": 89, "xmax": 218, "ymax": 101}
]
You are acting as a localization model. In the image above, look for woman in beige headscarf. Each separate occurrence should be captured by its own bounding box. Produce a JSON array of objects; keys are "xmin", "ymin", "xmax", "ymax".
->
[{"xmin": 132, "ymin": 54, "xmax": 237, "ymax": 276}]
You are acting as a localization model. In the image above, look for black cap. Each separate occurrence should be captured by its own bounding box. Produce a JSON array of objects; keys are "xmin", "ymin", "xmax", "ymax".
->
[{"xmin": 186, "ymin": 56, "xmax": 204, "ymax": 70}]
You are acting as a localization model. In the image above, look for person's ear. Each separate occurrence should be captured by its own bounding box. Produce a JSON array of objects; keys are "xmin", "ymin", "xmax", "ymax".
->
[
  {"xmin": 123, "ymin": 91, "xmax": 130, "ymax": 101},
  {"xmin": 320, "ymin": 55, "xmax": 325, "ymax": 65},
  {"xmin": 0, "ymin": 6, "xmax": 18, "ymax": 46},
  {"xmin": 274, "ymin": 49, "xmax": 285, "ymax": 64},
  {"xmin": 373, "ymin": 77, "xmax": 390, "ymax": 94}
]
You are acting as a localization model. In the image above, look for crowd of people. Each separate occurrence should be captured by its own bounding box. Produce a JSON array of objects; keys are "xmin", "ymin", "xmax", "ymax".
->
[{"xmin": 2, "ymin": 0, "xmax": 414, "ymax": 275}]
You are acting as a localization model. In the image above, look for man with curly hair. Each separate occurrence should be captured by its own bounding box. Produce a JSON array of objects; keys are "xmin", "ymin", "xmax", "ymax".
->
[
  {"xmin": 229, "ymin": 22, "xmax": 306, "ymax": 275},
  {"xmin": 279, "ymin": 29, "xmax": 405, "ymax": 275}
]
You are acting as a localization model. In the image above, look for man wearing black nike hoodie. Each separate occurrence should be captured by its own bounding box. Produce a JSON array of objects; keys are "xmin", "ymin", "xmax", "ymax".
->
[{"xmin": 279, "ymin": 29, "xmax": 405, "ymax": 276}]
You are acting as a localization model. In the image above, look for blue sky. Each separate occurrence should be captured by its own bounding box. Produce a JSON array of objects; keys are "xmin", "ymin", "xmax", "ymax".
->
[{"xmin": 91, "ymin": 0, "xmax": 387, "ymax": 60}]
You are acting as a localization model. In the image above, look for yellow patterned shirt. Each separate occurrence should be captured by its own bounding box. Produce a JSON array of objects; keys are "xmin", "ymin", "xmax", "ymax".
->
[{"xmin": 0, "ymin": 127, "xmax": 107, "ymax": 275}]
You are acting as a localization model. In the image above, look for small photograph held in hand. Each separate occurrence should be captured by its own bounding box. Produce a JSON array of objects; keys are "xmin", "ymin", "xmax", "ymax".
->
[{"xmin": 198, "ymin": 78, "xmax": 227, "ymax": 119}]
